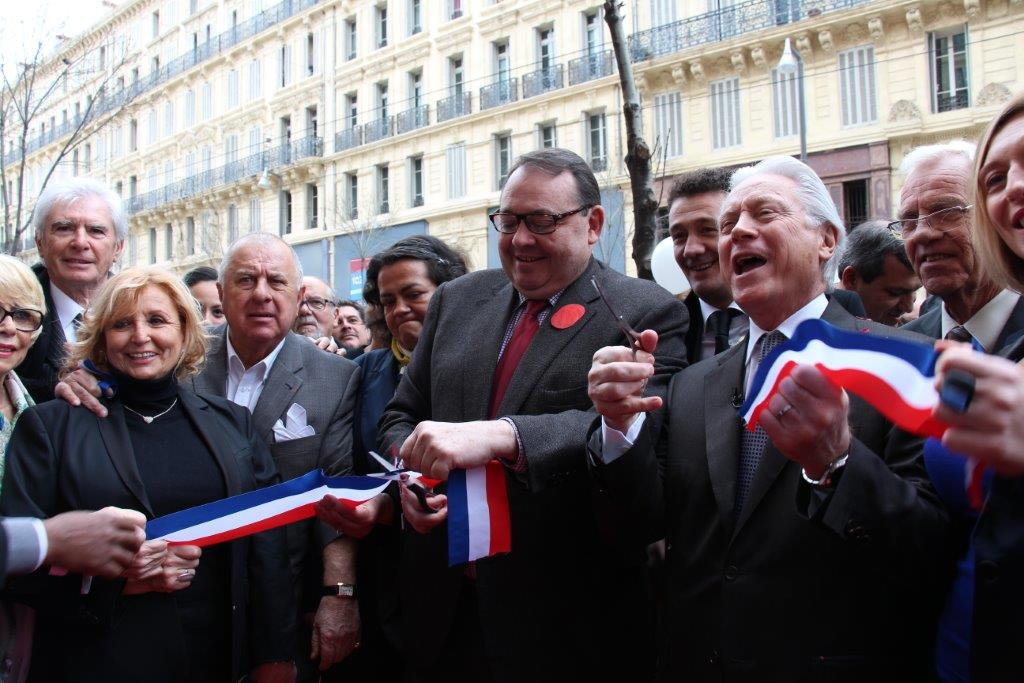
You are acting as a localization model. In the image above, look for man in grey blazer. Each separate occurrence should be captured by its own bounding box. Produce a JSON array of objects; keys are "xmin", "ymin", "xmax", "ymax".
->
[
  {"xmin": 588, "ymin": 156, "xmax": 949, "ymax": 680},
  {"xmin": 58, "ymin": 234, "xmax": 361, "ymax": 678},
  {"xmin": 365, "ymin": 149, "xmax": 689, "ymax": 681}
]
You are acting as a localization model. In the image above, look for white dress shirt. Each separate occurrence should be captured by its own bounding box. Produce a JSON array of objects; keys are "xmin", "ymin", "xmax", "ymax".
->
[
  {"xmin": 49, "ymin": 283, "xmax": 84, "ymax": 344},
  {"xmin": 939, "ymin": 289, "xmax": 1020, "ymax": 352},
  {"xmin": 225, "ymin": 333, "xmax": 287, "ymax": 412}
]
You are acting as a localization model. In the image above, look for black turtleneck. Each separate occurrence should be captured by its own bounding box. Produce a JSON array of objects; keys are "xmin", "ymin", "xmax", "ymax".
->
[{"xmin": 114, "ymin": 370, "xmax": 231, "ymax": 682}]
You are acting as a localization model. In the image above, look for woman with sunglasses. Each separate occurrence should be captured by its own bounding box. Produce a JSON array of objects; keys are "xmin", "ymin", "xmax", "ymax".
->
[{"xmin": 0, "ymin": 255, "xmax": 48, "ymax": 466}]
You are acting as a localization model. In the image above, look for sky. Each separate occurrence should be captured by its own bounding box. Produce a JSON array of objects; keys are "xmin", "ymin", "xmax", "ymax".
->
[{"xmin": 0, "ymin": 0, "xmax": 120, "ymax": 72}]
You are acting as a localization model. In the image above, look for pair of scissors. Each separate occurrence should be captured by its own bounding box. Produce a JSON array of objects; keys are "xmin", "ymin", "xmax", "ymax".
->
[
  {"xmin": 367, "ymin": 451, "xmax": 437, "ymax": 514},
  {"xmin": 591, "ymin": 276, "xmax": 643, "ymax": 360}
]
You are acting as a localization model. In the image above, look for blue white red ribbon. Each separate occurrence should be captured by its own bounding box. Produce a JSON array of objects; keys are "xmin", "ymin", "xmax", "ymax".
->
[
  {"xmin": 146, "ymin": 470, "xmax": 390, "ymax": 546},
  {"xmin": 741, "ymin": 319, "xmax": 948, "ymax": 438},
  {"xmin": 447, "ymin": 461, "xmax": 512, "ymax": 566}
]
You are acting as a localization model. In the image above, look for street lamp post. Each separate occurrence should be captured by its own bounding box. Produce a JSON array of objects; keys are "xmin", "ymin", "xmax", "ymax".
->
[{"xmin": 777, "ymin": 37, "xmax": 807, "ymax": 162}]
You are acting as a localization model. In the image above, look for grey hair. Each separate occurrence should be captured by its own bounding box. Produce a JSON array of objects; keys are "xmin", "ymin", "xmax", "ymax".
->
[
  {"xmin": 729, "ymin": 155, "xmax": 846, "ymax": 283},
  {"xmin": 898, "ymin": 140, "xmax": 976, "ymax": 177},
  {"xmin": 302, "ymin": 275, "xmax": 337, "ymax": 301},
  {"xmin": 218, "ymin": 233, "xmax": 304, "ymax": 284},
  {"xmin": 32, "ymin": 177, "xmax": 127, "ymax": 242},
  {"xmin": 837, "ymin": 221, "xmax": 913, "ymax": 281}
]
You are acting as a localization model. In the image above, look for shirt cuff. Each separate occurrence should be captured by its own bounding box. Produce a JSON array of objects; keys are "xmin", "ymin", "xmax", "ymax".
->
[
  {"xmin": 498, "ymin": 417, "xmax": 528, "ymax": 474},
  {"xmin": 598, "ymin": 413, "xmax": 647, "ymax": 465},
  {"xmin": 2, "ymin": 517, "xmax": 49, "ymax": 576}
]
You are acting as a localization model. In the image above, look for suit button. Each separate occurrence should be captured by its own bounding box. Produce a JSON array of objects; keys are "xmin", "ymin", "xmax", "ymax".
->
[
  {"xmin": 845, "ymin": 521, "xmax": 865, "ymax": 539},
  {"xmin": 977, "ymin": 560, "xmax": 999, "ymax": 584},
  {"xmin": 708, "ymin": 649, "xmax": 720, "ymax": 666},
  {"xmin": 724, "ymin": 565, "xmax": 738, "ymax": 581}
]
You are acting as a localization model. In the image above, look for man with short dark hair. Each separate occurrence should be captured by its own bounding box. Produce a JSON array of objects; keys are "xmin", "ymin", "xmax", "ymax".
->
[
  {"xmin": 838, "ymin": 221, "xmax": 921, "ymax": 326},
  {"xmin": 667, "ymin": 168, "xmax": 748, "ymax": 363},
  {"xmin": 344, "ymin": 148, "xmax": 688, "ymax": 680},
  {"xmin": 332, "ymin": 299, "xmax": 370, "ymax": 359}
]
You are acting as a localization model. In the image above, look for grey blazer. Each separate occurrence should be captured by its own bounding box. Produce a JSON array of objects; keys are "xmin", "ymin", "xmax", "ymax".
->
[{"xmin": 193, "ymin": 328, "xmax": 361, "ymax": 612}]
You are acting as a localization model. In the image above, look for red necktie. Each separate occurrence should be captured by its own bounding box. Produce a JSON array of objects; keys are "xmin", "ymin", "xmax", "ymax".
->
[{"xmin": 488, "ymin": 299, "xmax": 546, "ymax": 418}]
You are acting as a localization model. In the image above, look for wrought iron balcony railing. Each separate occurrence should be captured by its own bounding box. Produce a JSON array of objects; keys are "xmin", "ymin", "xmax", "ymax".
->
[
  {"xmin": 568, "ymin": 51, "xmax": 616, "ymax": 86},
  {"xmin": 361, "ymin": 116, "xmax": 394, "ymax": 144},
  {"xmin": 126, "ymin": 135, "xmax": 322, "ymax": 214},
  {"xmin": 522, "ymin": 65, "xmax": 564, "ymax": 99},
  {"xmin": 437, "ymin": 92, "xmax": 471, "ymax": 122},
  {"xmin": 628, "ymin": 0, "xmax": 868, "ymax": 62},
  {"xmin": 396, "ymin": 105, "xmax": 429, "ymax": 134},
  {"xmin": 935, "ymin": 90, "xmax": 970, "ymax": 113},
  {"xmin": 335, "ymin": 127, "xmax": 363, "ymax": 152},
  {"xmin": 480, "ymin": 79, "xmax": 518, "ymax": 110}
]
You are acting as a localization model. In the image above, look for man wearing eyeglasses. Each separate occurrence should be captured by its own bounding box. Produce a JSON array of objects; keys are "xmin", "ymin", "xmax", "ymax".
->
[
  {"xmin": 896, "ymin": 141, "xmax": 1024, "ymax": 350},
  {"xmin": 363, "ymin": 149, "xmax": 688, "ymax": 681},
  {"xmin": 294, "ymin": 276, "xmax": 339, "ymax": 339}
]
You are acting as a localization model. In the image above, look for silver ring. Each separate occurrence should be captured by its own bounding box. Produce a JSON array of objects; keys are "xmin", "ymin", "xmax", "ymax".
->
[
  {"xmin": 775, "ymin": 403, "xmax": 794, "ymax": 420},
  {"xmin": 178, "ymin": 569, "xmax": 195, "ymax": 580}
]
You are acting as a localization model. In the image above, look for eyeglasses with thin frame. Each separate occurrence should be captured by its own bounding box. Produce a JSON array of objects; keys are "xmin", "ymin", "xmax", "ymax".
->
[
  {"xmin": 887, "ymin": 205, "xmax": 973, "ymax": 238},
  {"xmin": 300, "ymin": 296, "xmax": 336, "ymax": 311},
  {"xmin": 0, "ymin": 307, "xmax": 44, "ymax": 332},
  {"xmin": 488, "ymin": 205, "xmax": 592, "ymax": 235}
]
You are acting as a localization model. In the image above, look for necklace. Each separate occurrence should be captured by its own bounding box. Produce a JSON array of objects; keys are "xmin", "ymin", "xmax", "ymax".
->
[{"xmin": 123, "ymin": 398, "xmax": 179, "ymax": 424}]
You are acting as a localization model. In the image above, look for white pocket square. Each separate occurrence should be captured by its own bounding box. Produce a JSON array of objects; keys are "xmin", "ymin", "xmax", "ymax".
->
[{"xmin": 273, "ymin": 403, "xmax": 316, "ymax": 442}]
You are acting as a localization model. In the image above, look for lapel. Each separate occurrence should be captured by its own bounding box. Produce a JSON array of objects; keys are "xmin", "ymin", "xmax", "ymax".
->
[
  {"xmin": 252, "ymin": 334, "xmax": 304, "ymax": 444},
  {"xmin": 195, "ymin": 327, "xmax": 229, "ymax": 397},
  {"xmin": 460, "ymin": 279, "xmax": 517, "ymax": 420},
  {"xmin": 96, "ymin": 402, "xmax": 155, "ymax": 517},
  {"xmin": 704, "ymin": 339, "xmax": 747, "ymax": 534},
  {"xmin": 733, "ymin": 298, "xmax": 857, "ymax": 536},
  {"xmin": 495, "ymin": 259, "xmax": 602, "ymax": 417},
  {"xmin": 917, "ymin": 306, "xmax": 942, "ymax": 339},
  {"xmin": 995, "ymin": 294, "xmax": 1024, "ymax": 351},
  {"xmin": 684, "ymin": 291, "xmax": 703, "ymax": 364},
  {"xmin": 178, "ymin": 390, "xmax": 241, "ymax": 495}
]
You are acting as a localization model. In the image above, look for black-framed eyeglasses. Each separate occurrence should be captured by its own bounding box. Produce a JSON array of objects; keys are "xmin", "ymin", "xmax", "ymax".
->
[
  {"xmin": 300, "ymin": 296, "xmax": 335, "ymax": 311},
  {"xmin": 488, "ymin": 205, "xmax": 592, "ymax": 235},
  {"xmin": 0, "ymin": 307, "xmax": 44, "ymax": 332},
  {"xmin": 887, "ymin": 205, "xmax": 973, "ymax": 238}
]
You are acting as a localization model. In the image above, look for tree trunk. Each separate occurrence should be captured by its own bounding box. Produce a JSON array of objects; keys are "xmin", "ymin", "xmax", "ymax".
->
[{"xmin": 603, "ymin": 1, "xmax": 658, "ymax": 281}]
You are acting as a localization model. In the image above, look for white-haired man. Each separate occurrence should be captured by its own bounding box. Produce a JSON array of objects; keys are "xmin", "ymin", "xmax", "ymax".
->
[
  {"xmin": 19, "ymin": 178, "xmax": 125, "ymax": 402},
  {"xmin": 897, "ymin": 141, "xmax": 1024, "ymax": 349},
  {"xmin": 586, "ymin": 156, "xmax": 948, "ymax": 680}
]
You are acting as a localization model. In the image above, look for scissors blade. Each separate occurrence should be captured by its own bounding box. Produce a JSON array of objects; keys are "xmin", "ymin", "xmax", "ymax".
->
[
  {"xmin": 368, "ymin": 450, "xmax": 398, "ymax": 472},
  {"xmin": 591, "ymin": 276, "xmax": 641, "ymax": 351}
]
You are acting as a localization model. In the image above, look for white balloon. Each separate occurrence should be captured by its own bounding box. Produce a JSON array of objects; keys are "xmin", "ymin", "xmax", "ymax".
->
[{"xmin": 651, "ymin": 236, "xmax": 689, "ymax": 295}]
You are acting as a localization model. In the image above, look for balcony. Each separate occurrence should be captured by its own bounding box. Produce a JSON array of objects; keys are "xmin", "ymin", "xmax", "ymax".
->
[
  {"xmin": 935, "ymin": 90, "xmax": 970, "ymax": 113},
  {"xmin": 628, "ymin": 0, "xmax": 868, "ymax": 62},
  {"xmin": 522, "ymin": 65, "xmax": 564, "ymax": 99},
  {"xmin": 480, "ymin": 78, "xmax": 518, "ymax": 110},
  {"xmin": 590, "ymin": 156, "xmax": 608, "ymax": 172},
  {"xmin": 361, "ymin": 116, "xmax": 394, "ymax": 144},
  {"xmin": 569, "ymin": 51, "xmax": 616, "ymax": 86},
  {"xmin": 396, "ymin": 105, "xmax": 429, "ymax": 134},
  {"xmin": 437, "ymin": 92, "xmax": 472, "ymax": 122},
  {"xmin": 335, "ymin": 127, "xmax": 363, "ymax": 152},
  {"xmin": 126, "ymin": 135, "xmax": 322, "ymax": 214}
]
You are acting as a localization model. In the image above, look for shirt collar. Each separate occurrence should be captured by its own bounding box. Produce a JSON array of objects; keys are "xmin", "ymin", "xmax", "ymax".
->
[
  {"xmin": 516, "ymin": 288, "xmax": 565, "ymax": 309},
  {"xmin": 49, "ymin": 282, "xmax": 83, "ymax": 332},
  {"xmin": 697, "ymin": 297, "xmax": 744, "ymax": 324},
  {"xmin": 940, "ymin": 289, "xmax": 1021, "ymax": 352},
  {"xmin": 225, "ymin": 331, "xmax": 288, "ymax": 376},
  {"xmin": 745, "ymin": 293, "xmax": 829, "ymax": 365}
]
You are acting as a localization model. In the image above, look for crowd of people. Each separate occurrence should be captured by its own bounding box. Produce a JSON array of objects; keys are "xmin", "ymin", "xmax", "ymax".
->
[{"xmin": 0, "ymin": 89, "xmax": 1021, "ymax": 682}]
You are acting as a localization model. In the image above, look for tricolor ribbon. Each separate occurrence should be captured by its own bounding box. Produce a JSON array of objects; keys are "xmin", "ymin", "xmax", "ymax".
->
[
  {"xmin": 740, "ymin": 319, "xmax": 949, "ymax": 438},
  {"xmin": 447, "ymin": 461, "xmax": 512, "ymax": 566}
]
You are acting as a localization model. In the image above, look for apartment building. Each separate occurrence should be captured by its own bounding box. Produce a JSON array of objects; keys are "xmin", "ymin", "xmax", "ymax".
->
[{"xmin": 4, "ymin": 0, "xmax": 1021, "ymax": 296}]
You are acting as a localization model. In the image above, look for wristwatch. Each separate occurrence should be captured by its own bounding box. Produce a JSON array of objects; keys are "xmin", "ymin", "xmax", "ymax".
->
[
  {"xmin": 801, "ymin": 452, "xmax": 849, "ymax": 489},
  {"xmin": 322, "ymin": 582, "xmax": 357, "ymax": 598}
]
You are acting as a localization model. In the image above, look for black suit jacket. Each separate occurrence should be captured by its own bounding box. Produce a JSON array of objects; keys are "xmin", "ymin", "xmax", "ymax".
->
[
  {"xmin": 379, "ymin": 258, "xmax": 689, "ymax": 681},
  {"xmin": 591, "ymin": 299, "xmax": 949, "ymax": 681},
  {"xmin": 0, "ymin": 390, "xmax": 295, "ymax": 681},
  {"xmin": 684, "ymin": 291, "xmax": 704, "ymax": 364},
  {"xmin": 16, "ymin": 265, "xmax": 66, "ymax": 403},
  {"xmin": 903, "ymin": 293, "xmax": 1024, "ymax": 352}
]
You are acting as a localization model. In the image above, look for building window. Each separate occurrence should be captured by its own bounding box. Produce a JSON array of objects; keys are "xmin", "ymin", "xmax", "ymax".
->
[
  {"xmin": 248, "ymin": 58, "xmax": 262, "ymax": 100},
  {"xmin": 377, "ymin": 165, "xmax": 390, "ymax": 214},
  {"xmin": 838, "ymin": 45, "xmax": 877, "ymax": 127},
  {"xmin": 184, "ymin": 89, "xmax": 195, "ymax": 127},
  {"xmin": 448, "ymin": 0, "xmax": 463, "ymax": 20},
  {"xmin": 653, "ymin": 92, "xmax": 683, "ymax": 158},
  {"xmin": 249, "ymin": 198, "xmax": 261, "ymax": 232},
  {"xmin": 539, "ymin": 122, "xmax": 557, "ymax": 148},
  {"xmin": 495, "ymin": 133, "xmax": 512, "ymax": 189},
  {"xmin": 409, "ymin": 70, "xmax": 423, "ymax": 108},
  {"xmin": 345, "ymin": 19, "xmax": 357, "ymax": 60},
  {"xmin": 930, "ymin": 26, "xmax": 969, "ymax": 113},
  {"xmin": 346, "ymin": 172, "xmax": 359, "ymax": 219},
  {"xmin": 538, "ymin": 27, "xmax": 555, "ymax": 71},
  {"xmin": 278, "ymin": 44, "xmax": 292, "ymax": 88},
  {"xmin": 650, "ymin": 0, "xmax": 677, "ymax": 26},
  {"xmin": 227, "ymin": 204, "xmax": 239, "ymax": 243},
  {"xmin": 710, "ymin": 77, "xmax": 741, "ymax": 149},
  {"xmin": 409, "ymin": 0, "xmax": 422, "ymax": 35},
  {"xmin": 280, "ymin": 190, "xmax": 293, "ymax": 235},
  {"xmin": 165, "ymin": 223, "xmax": 174, "ymax": 261},
  {"xmin": 149, "ymin": 228, "xmax": 157, "ymax": 264},
  {"xmin": 306, "ymin": 32, "xmax": 316, "ymax": 76},
  {"xmin": 228, "ymin": 69, "xmax": 240, "ymax": 108},
  {"xmin": 771, "ymin": 67, "xmax": 800, "ymax": 139},
  {"xmin": 584, "ymin": 10, "xmax": 603, "ymax": 57},
  {"xmin": 152, "ymin": 10, "xmax": 160, "ymax": 38},
  {"xmin": 129, "ymin": 118, "xmax": 138, "ymax": 152},
  {"xmin": 376, "ymin": 4, "xmax": 388, "ymax": 48},
  {"xmin": 345, "ymin": 93, "xmax": 358, "ymax": 129},
  {"xmin": 587, "ymin": 113, "xmax": 607, "ymax": 171},
  {"xmin": 409, "ymin": 156, "xmax": 423, "ymax": 207},
  {"xmin": 185, "ymin": 218, "xmax": 195, "ymax": 255},
  {"xmin": 306, "ymin": 184, "xmax": 319, "ymax": 229},
  {"xmin": 450, "ymin": 56, "xmax": 464, "ymax": 96},
  {"xmin": 843, "ymin": 178, "xmax": 869, "ymax": 228},
  {"xmin": 201, "ymin": 82, "xmax": 213, "ymax": 120},
  {"xmin": 446, "ymin": 143, "xmax": 466, "ymax": 199},
  {"xmin": 147, "ymin": 108, "xmax": 157, "ymax": 144},
  {"xmin": 377, "ymin": 81, "xmax": 389, "ymax": 119}
]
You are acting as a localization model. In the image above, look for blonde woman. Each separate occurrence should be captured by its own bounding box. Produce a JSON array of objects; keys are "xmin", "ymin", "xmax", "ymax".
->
[{"xmin": 1, "ymin": 266, "xmax": 295, "ymax": 682}]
